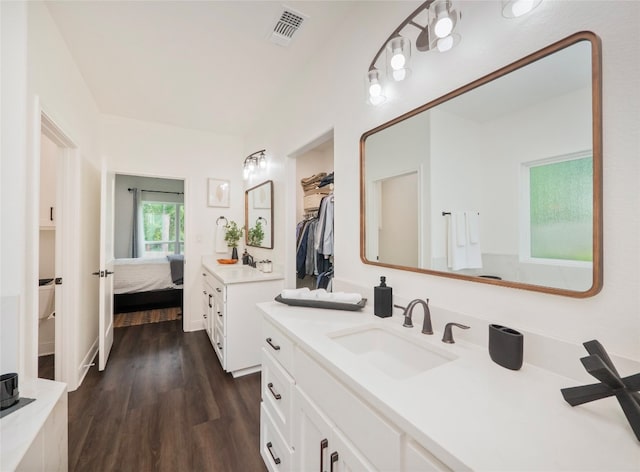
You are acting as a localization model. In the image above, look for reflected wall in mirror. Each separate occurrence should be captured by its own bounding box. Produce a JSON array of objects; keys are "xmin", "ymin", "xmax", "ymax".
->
[
  {"xmin": 245, "ymin": 180, "xmax": 274, "ymax": 249},
  {"xmin": 360, "ymin": 32, "xmax": 602, "ymax": 297}
]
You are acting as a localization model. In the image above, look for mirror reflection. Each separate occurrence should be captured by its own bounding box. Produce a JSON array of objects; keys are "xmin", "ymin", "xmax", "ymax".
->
[
  {"xmin": 245, "ymin": 180, "xmax": 273, "ymax": 249},
  {"xmin": 361, "ymin": 33, "xmax": 601, "ymax": 296}
]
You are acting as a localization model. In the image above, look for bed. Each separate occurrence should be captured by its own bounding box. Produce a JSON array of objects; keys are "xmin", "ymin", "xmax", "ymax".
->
[{"xmin": 113, "ymin": 255, "xmax": 183, "ymax": 313}]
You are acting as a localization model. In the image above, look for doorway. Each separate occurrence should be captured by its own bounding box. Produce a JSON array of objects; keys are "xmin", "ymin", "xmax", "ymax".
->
[
  {"xmin": 111, "ymin": 174, "xmax": 185, "ymax": 329},
  {"xmin": 37, "ymin": 132, "xmax": 58, "ymax": 380},
  {"xmin": 288, "ymin": 131, "xmax": 335, "ymax": 290}
]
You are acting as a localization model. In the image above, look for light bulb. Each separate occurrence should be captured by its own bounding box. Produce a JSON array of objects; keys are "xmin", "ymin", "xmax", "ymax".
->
[
  {"xmin": 437, "ymin": 35, "xmax": 454, "ymax": 52},
  {"xmin": 259, "ymin": 155, "xmax": 266, "ymax": 169},
  {"xmin": 243, "ymin": 167, "xmax": 249, "ymax": 179},
  {"xmin": 511, "ymin": 0, "xmax": 534, "ymax": 17},
  {"xmin": 390, "ymin": 49, "xmax": 406, "ymax": 70},
  {"xmin": 369, "ymin": 82, "xmax": 382, "ymax": 98},
  {"xmin": 434, "ymin": 15, "xmax": 453, "ymax": 38},
  {"xmin": 392, "ymin": 68, "xmax": 407, "ymax": 81},
  {"xmin": 248, "ymin": 160, "xmax": 255, "ymax": 172}
]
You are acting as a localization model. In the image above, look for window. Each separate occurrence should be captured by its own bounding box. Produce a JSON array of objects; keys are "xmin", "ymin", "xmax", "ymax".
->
[
  {"xmin": 142, "ymin": 201, "xmax": 184, "ymax": 257},
  {"xmin": 523, "ymin": 153, "xmax": 592, "ymax": 263}
]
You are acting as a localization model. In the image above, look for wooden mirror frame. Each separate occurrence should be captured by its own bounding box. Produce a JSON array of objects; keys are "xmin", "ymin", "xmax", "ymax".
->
[{"xmin": 359, "ymin": 32, "xmax": 602, "ymax": 298}]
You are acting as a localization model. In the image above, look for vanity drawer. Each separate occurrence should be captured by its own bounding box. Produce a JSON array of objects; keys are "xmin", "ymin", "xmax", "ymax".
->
[
  {"xmin": 262, "ymin": 348, "xmax": 295, "ymax": 446},
  {"xmin": 203, "ymin": 269, "xmax": 226, "ymax": 302},
  {"xmin": 263, "ymin": 319, "xmax": 294, "ymax": 376},
  {"xmin": 213, "ymin": 326, "xmax": 225, "ymax": 369},
  {"xmin": 261, "ymin": 404, "xmax": 293, "ymax": 472},
  {"xmin": 296, "ymin": 348, "xmax": 402, "ymax": 471}
]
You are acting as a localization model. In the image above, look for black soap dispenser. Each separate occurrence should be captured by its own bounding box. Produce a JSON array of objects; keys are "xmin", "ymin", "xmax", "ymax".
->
[{"xmin": 374, "ymin": 276, "xmax": 392, "ymax": 318}]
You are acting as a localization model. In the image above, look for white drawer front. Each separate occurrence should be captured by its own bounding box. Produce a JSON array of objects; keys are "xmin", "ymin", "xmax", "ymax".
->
[
  {"xmin": 263, "ymin": 319, "xmax": 294, "ymax": 375},
  {"xmin": 262, "ymin": 349, "xmax": 295, "ymax": 446},
  {"xmin": 261, "ymin": 404, "xmax": 293, "ymax": 472},
  {"xmin": 213, "ymin": 326, "xmax": 225, "ymax": 369},
  {"xmin": 296, "ymin": 348, "xmax": 402, "ymax": 471},
  {"xmin": 202, "ymin": 268, "xmax": 226, "ymax": 302}
]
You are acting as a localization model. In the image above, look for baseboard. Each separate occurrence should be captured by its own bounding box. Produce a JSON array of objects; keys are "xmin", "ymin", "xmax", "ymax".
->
[{"xmin": 75, "ymin": 337, "xmax": 98, "ymax": 390}]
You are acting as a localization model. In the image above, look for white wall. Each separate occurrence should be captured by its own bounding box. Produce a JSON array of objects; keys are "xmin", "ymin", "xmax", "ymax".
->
[
  {"xmin": 113, "ymin": 174, "xmax": 184, "ymax": 259},
  {"xmin": 101, "ymin": 115, "xmax": 244, "ymax": 332},
  {"xmin": 0, "ymin": 0, "xmax": 102, "ymax": 386},
  {"xmin": 1, "ymin": 0, "xmax": 28, "ymax": 376},
  {"xmin": 244, "ymin": 1, "xmax": 640, "ymax": 361}
]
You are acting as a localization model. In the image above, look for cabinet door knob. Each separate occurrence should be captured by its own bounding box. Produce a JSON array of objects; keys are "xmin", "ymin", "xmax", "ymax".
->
[
  {"xmin": 320, "ymin": 439, "xmax": 328, "ymax": 472},
  {"xmin": 266, "ymin": 442, "xmax": 281, "ymax": 465},
  {"xmin": 216, "ymin": 287, "xmax": 222, "ymax": 293},
  {"xmin": 267, "ymin": 382, "xmax": 282, "ymax": 400},
  {"xmin": 50, "ymin": 206, "xmax": 54, "ymax": 221},
  {"xmin": 266, "ymin": 337, "xmax": 281, "ymax": 351},
  {"xmin": 208, "ymin": 294, "xmax": 212, "ymax": 308}
]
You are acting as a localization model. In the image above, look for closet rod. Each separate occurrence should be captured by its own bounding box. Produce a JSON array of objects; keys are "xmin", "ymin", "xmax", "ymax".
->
[{"xmin": 128, "ymin": 188, "xmax": 184, "ymax": 195}]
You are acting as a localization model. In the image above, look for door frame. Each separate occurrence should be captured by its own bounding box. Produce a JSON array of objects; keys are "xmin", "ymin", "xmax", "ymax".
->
[
  {"xmin": 25, "ymin": 97, "xmax": 78, "ymax": 386},
  {"xmin": 285, "ymin": 129, "xmax": 334, "ymax": 288}
]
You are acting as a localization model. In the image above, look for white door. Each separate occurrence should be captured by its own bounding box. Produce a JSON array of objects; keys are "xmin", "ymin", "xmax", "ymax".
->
[{"xmin": 98, "ymin": 168, "xmax": 115, "ymax": 370}]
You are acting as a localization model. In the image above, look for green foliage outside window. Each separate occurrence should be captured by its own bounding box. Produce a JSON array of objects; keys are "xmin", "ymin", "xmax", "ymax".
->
[{"xmin": 142, "ymin": 202, "xmax": 184, "ymax": 255}]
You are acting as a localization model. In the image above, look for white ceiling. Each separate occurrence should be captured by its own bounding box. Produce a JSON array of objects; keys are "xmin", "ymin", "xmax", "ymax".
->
[{"xmin": 46, "ymin": 1, "xmax": 359, "ymax": 136}]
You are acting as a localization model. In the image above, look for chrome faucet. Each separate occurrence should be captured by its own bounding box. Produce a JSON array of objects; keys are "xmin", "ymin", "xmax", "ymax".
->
[{"xmin": 394, "ymin": 299, "xmax": 433, "ymax": 335}]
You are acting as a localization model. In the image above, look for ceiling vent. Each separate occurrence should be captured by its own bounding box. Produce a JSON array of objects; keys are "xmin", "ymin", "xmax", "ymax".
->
[{"xmin": 269, "ymin": 7, "xmax": 307, "ymax": 47}]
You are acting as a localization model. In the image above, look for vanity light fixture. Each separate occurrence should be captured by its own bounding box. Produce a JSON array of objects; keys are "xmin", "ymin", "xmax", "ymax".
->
[
  {"xmin": 501, "ymin": 0, "xmax": 543, "ymax": 18},
  {"xmin": 366, "ymin": 0, "xmax": 461, "ymax": 105},
  {"xmin": 366, "ymin": 0, "xmax": 543, "ymax": 105},
  {"xmin": 243, "ymin": 149, "xmax": 267, "ymax": 180}
]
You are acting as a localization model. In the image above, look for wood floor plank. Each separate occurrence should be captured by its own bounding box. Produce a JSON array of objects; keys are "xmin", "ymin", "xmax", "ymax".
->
[{"xmin": 68, "ymin": 319, "xmax": 266, "ymax": 472}]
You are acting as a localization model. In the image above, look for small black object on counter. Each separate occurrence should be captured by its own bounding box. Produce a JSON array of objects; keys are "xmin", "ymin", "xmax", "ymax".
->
[
  {"xmin": 488, "ymin": 324, "xmax": 523, "ymax": 370},
  {"xmin": 374, "ymin": 276, "xmax": 392, "ymax": 318},
  {"xmin": 0, "ymin": 372, "xmax": 19, "ymax": 410},
  {"xmin": 560, "ymin": 340, "xmax": 640, "ymax": 442}
]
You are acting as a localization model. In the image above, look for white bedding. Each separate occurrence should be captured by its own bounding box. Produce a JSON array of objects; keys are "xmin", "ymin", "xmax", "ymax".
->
[{"xmin": 113, "ymin": 257, "xmax": 181, "ymax": 295}]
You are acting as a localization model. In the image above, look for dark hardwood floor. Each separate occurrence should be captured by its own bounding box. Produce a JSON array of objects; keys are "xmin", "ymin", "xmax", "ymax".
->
[
  {"xmin": 38, "ymin": 354, "xmax": 55, "ymax": 380},
  {"xmin": 68, "ymin": 319, "xmax": 266, "ymax": 472}
]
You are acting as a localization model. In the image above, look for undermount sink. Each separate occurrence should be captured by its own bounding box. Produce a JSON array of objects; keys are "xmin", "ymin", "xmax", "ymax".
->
[{"xmin": 329, "ymin": 325, "xmax": 456, "ymax": 380}]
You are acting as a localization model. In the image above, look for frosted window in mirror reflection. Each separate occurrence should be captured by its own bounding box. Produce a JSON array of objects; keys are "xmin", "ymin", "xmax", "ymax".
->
[{"xmin": 528, "ymin": 155, "xmax": 593, "ymax": 262}]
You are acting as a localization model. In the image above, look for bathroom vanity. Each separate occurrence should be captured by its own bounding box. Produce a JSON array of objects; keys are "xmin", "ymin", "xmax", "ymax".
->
[
  {"xmin": 0, "ymin": 378, "xmax": 67, "ymax": 471},
  {"xmin": 258, "ymin": 301, "xmax": 639, "ymax": 471},
  {"xmin": 201, "ymin": 256, "xmax": 283, "ymax": 377}
]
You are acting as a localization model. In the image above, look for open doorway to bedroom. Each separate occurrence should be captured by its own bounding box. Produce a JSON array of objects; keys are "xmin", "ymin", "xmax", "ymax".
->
[{"xmin": 112, "ymin": 174, "xmax": 185, "ymax": 328}]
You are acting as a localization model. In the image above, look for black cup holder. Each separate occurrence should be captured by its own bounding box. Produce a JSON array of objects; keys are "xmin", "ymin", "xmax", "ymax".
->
[{"xmin": 488, "ymin": 324, "xmax": 523, "ymax": 370}]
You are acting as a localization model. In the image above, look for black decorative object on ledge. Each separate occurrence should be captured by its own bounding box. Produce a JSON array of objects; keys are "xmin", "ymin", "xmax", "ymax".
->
[{"xmin": 560, "ymin": 340, "xmax": 640, "ymax": 441}]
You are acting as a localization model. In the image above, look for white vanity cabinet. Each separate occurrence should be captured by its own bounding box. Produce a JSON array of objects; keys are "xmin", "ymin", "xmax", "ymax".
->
[
  {"xmin": 201, "ymin": 263, "xmax": 283, "ymax": 377},
  {"xmin": 260, "ymin": 316, "xmax": 450, "ymax": 472}
]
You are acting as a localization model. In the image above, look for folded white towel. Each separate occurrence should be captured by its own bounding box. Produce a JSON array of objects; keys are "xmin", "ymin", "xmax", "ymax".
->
[
  {"xmin": 281, "ymin": 288, "xmax": 310, "ymax": 299},
  {"xmin": 455, "ymin": 212, "xmax": 466, "ymax": 246},
  {"xmin": 467, "ymin": 212, "xmax": 480, "ymax": 244},
  {"xmin": 328, "ymin": 292, "xmax": 362, "ymax": 304},
  {"xmin": 215, "ymin": 224, "xmax": 227, "ymax": 253}
]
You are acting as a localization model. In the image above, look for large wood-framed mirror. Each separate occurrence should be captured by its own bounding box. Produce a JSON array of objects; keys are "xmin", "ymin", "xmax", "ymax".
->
[
  {"xmin": 360, "ymin": 32, "xmax": 602, "ymax": 297},
  {"xmin": 245, "ymin": 180, "xmax": 274, "ymax": 249}
]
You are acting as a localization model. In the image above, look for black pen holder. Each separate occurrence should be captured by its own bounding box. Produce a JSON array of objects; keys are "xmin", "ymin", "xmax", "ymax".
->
[{"xmin": 489, "ymin": 324, "xmax": 523, "ymax": 370}]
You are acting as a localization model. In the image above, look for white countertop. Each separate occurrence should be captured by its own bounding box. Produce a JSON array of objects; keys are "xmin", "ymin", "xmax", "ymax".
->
[
  {"xmin": 0, "ymin": 378, "xmax": 66, "ymax": 471},
  {"xmin": 258, "ymin": 301, "xmax": 640, "ymax": 471},
  {"xmin": 202, "ymin": 256, "xmax": 284, "ymax": 284}
]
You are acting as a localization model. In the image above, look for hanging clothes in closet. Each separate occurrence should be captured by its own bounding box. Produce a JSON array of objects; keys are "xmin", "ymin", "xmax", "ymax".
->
[{"xmin": 296, "ymin": 175, "xmax": 334, "ymax": 289}]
